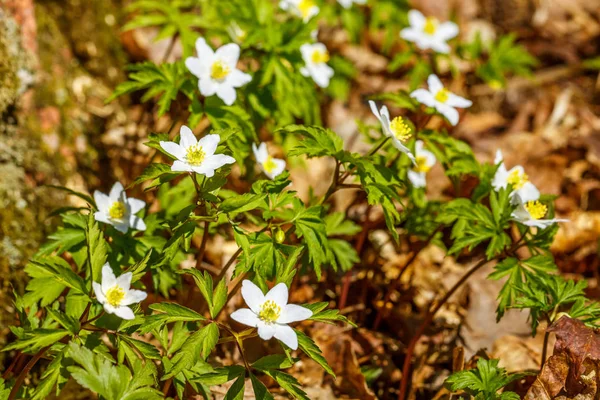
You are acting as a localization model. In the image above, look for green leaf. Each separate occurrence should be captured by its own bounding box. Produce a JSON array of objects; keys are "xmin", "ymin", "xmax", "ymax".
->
[
  {"xmin": 163, "ymin": 323, "xmax": 219, "ymax": 380},
  {"xmin": 86, "ymin": 213, "xmax": 108, "ymax": 282},
  {"xmin": 3, "ymin": 329, "xmax": 69, "ymax": 352},
  {"xmin": 295, "ymin": 330, "xmax": 335, "ymax": 377},
  {"xmin": 220, "ymin": 193, "xmax": 267, "ymax": 215},
  {"xmin": 294, "ymin": 205, "xmax": 329, "ymax": 279},
  {"xmin": 281, "ymin": 125, "xmax": 344, "ymax": 159},
  {"xmin": 31, "ymin": 349, "xmax": 66, "ymax": 400},
  {"xmin": 252, "ymin": 354, "xmax": 294, "ymax": 370},
  {"xmin": 139, "ymin": 303, "xmax": 205, "ymax": 334},
  {"xmin": 250, "ymin": 374, "xmax": 274, "ymax": 400},
  {"xmin": 46, "ymin": 308, "xmax": 80, "ymax": 335}
]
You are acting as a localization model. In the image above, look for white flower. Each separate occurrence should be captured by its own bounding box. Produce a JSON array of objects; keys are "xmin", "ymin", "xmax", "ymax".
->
[
  {"xmin": 300, "ymin": 43, "xmax": 334, "ymax": 88},
  {"xmin": 369, "ymin": 100, "xmax": 416, "ymax": 163},
  {"xmin": 280, "ymin": 0, "xmax": 319, "ymax": 22},
  {"xmin": 400, "ymin": 9, "xmax": 459, "ymax": 54},
  {"xmin": 185, "ymin": 38, "xmax": 251, "ymax": 106},
  {"xmin": 408, "ymin": 140, "xmax": 436, "ymax": 188},
  {"xmin": 230, "ymin": 280, "xmax": 312, "ymax": 350},
  {"xmin": 93, "ymin": 263, "xmax": 147, "ymax": 320},
  {"xmin": 94, "ymin": 182, "xmax": 146, "ymax": 234},
  {"xmin": 160, "ymin": 125, "xmax": 235, "ymax": 177},
  {"xmin": 252, "ymin": 143, "xmax": 286, "ymax": 179},
  {"xmin": 227, "ymin": 21, "xmax": 247, "ymax": 44},
  {"xmin": 511, "ymin": 197, "xmax": 568, "ymax": 229},
  {"xmin": 492, "ymin": 150, "xmax": 540, "ymax": 204},
  {"xmin": 337, "ymin": 0, "xmax": 367, "ymax": 8},
  {"xmin": 410, "ymin": 74, "xmax": 472, "ymax": 126}
]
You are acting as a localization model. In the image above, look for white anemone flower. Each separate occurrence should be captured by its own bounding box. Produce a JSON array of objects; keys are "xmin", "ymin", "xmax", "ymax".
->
[
  {"xmin": 369, "ymin": 100, "xmax": 416, "ymax": 163},
  {"xmin": 185, "ymin": 38, "xmax": 251, "ymax": 106},
  {"xmin": 511, "ymin": 197, "xmax": 568, "ymax": 229},
  {"xmin": 252, "ymin": 143, "xmax": 286, "ymax": 179},
  {"xmin": 410, "ymin": 74, "xmax": 472, "ymax": 126},
  {"xmin": 280, "ymin": 0, "xmax": 319, "ymax": 22},
  {"xmin": 337, "ymin": 0, "xmax": 367, "ymax": 8},
  {"xmin": 407, "ymin": 140, "xmax": 436, "ymax": 188},
  {"xmin": 94, "ymin": 182, "xmax": 146, "ymax": 234},
  {"xmin": 160, "ymin": 125, "xmax": 235, "ymax": 177},
  {"xmin": 230, "ymin": 280, "xmax": 313, "ymax": 350},
  {"xmin": 492, "ymin": 150, "xmax": 540, "ymax": 204},
  {"xmin": 300, "ymin": 43, "xmax": 334, "ymax": 88},
  {"xmin": 400, "ymin": 9, "xmax": 459, "ymax": 54},
  {"xmin": 93, "ymin": 263, "xmax": 147, "ymax": 320}
]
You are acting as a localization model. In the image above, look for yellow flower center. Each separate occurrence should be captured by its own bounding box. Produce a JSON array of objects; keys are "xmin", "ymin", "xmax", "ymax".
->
[
  {"xmin": 105, "ymin": 286, "xmax": 125, "ymax": 307},
  {"xmin": 186, "ymin": 144, "xmax": 206, "ymax": 166},
  {"xmin": 263, "ymin": 156, "xmax": 277, "ymax": 174},
  {"xmin": 415, "ymin": 155, "xmax": 431, "ymax": 173},
  {"xmin": 525, "ymin": 201, "xmax": 547, "ymax": 220},
  {"xmin": 311, "ymin": 49, "xmax": 329, "ymax": 64},
  {"xmin": 423, "ymin": 17, "xmax": 438, "ymax": 35},
  {"xmin": 507, "ymin": 169, "xmax": 529, "ymax": 190},
  {"xmin": 299, "ymin": 0, "xmax": 315, "ymax": 18},
  {"xmin": 211, "ymin": 60, "xmax": 230, "ymax": 81},
  {"xmin": 390, "ymin": 117, "xmax": 412, "ymax": 142},
  {"xmin": 258, "ymin": 300, "xmax": 281, "ymax": 324},
  {"xmin": 434, "ymin": 88, "xmax": 449, "ymax": 103},
  {"xmin": 108, "ymin": 201, "xmax": 126, "ymax": 220}
]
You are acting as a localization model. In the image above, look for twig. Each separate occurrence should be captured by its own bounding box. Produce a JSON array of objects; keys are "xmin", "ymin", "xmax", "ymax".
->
[
  {"xmin": 195, "ymin": 220, "xmax": 210, "ymax": 269},
  {"xmin": 373, "ymin": 227, "xmax": 441, "ymax": 330},
  {"xmin": 541, "ymin": 329, "xmax": 550, "ymax": 368},
  {"xmin": 8, "ymin": 345, "xmax": 51, "ymax": 400},
  {"xmin": 398, "ymin": 256, "xmax": 492, "ymax": 400}
]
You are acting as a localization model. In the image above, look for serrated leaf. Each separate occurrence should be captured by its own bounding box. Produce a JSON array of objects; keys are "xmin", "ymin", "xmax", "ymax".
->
[{"xmin": 295, "ymin": 330, "xmax": 335, "ymax": 377}]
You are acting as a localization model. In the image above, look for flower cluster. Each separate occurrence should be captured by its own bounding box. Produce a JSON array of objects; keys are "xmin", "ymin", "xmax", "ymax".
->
[{"xmin": 493, "ymin": 150, "xmax": 568, "ymax": 228}]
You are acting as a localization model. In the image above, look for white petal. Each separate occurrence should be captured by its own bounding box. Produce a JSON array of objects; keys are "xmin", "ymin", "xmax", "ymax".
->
[
  {"xmin": 94, "ymin": 211, "xmax": 111, "ymax": 225},
  {"xmin": 274, "ymin": 324, "xmax": 298, "ymax": 350},
  {"xmin": 172, "ymin": 160, "xmax": 193, "ymax": 172},
  {"xmin": 197, "ymin": 134, "xmax": 220, "ymax": 157},
  {"xmin": 278, "ymin": 304, "xmax": 312, "ymax": 324},
  {"xmin": 216, "ymin": 85, "xmax": 237, "ymax": 106},
  {"xmin": 109, "ymin": 182, "xmax": 124, "ymax": 202},
  {"xmin": 427, "ymin": 74, "xmax": 444, "ymax": 94},
  {"xmin": 192, "ymin": 165, "xmax": 216, "ymax": 178},
  {"xmin": 160, "ymin": 141, "xmax": 186, "ymax": 160},
  {"xmin": 92, "ymin": 282, "xmax": 106, "ymax": 303},
  {"xmin": 195, "ymin": 37, "xmax": 215, "ymax": 58},
  {"xmin": 257, "ymin": 321, "xmax": 276, "ymax": 340},
  {"xmin": 230, "ymin": 308, "xmax": 260, "ymax": 327},
  {"xmin": 446, "ymin": 93, "xmax": 472, "ymax": 108},
  {"xmin": 400, "ymin": 27, "xmax": 422, "ymax": 44},
  {"xmin": 265, "ymin": 158, "xmax": 286, "ymax": 180},
  {"xmin": 369, "ymin": 100, "xmax": 381, "ymax": 122},
  {"xmin": 494, "ymin": 149, "xmax": 504, "ymax": 164},
  {"xmin": 113, "ymin": 306, "xmax": 135, "ymax": 320},
  {"xmin": 116, "ymin": 272, "xmax": 132, "ymax": 291},
  {"xmin": 127, "ymin": 198, "xmax": 146, "ymax": 214},
  {"xmin": 423, "ymin": 149, "xmax": 437, "ymax": 166},
  {"xmin": 179, "ymin": 125, "xmax": 197, "ymax": 148},
  {"xmin": 129, "ymin": 215, "xmax": 146, "ymax": 231},
  {"xmin": 241, "ymin": 280, "xmax": 265, "ymax": 314},
  {"xmin": 253, "ymin": 143, "xmax": 268, "ymax": 163},
  {"xmin": 196, "ymin": 154, "xmax": 235, "ymax": 176},
  {"xmin": 415, "ymin": 140, "xmax": 425, "ymax": 154},
  {"xmin": 113, "ymin": 221, "xmax": 130, "ymax": 233},
  {"xmin": 410, "ymin": 89, "xmax": 436, "ymax": 107},
  {"xmin": 103, "ymin": 303, "xmax": 117, "ymax": 315},
  {"xmin": 265, "ymin": 283, "xmax": 289, "ymax": 308},
  {"xmin": 430, "ymin": 39, "xmax": 451, "ymax": 54},
  {"xmin": 94, "ymin": 191, "xmax": 110, "ymax": 212},
  {"xmin": 515, "ymin": 182, "xmax": 540, "ymax": 204},
  {"xmin": 199, "ymin": 77, "xmax": 218, "ymax": 96},
  {"xmin": 408, "ymin": 9, "xmax": 425, "ymax": 28},
  {"xmin": 300, "ymin": 43, "xmax": 314, "ymax": 62},
  {"xmin": 121, "ymin": 289, "xmax": 147, "ymax": 306},
  {"xmin": 215, "ymin": 43, "xmax": 240, "ymax": 66},
  {"xmin": 309, "ymin": 64, "xmax": 334, "ymax": 88},
  {"xmin": 227, "ymin": 69, "xmax": 252, "ymax": 88},
  {"xmin": 436, "ymin": 21, "xmax": 459, "ymax": 40},
  {"xmin": 408, "ymin": 170, "xmax": 427, "ymax": 188},
  {"xmin": 101, "ymin": 264, "xmax": 117, "ymax": 293},
  {"xmin": 436, "ymin": 103, "xmax": 459, "ymax": 125},
  {"xmin": 185, "ymin": 57, "xmax": 208, "ymax": 78}
]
